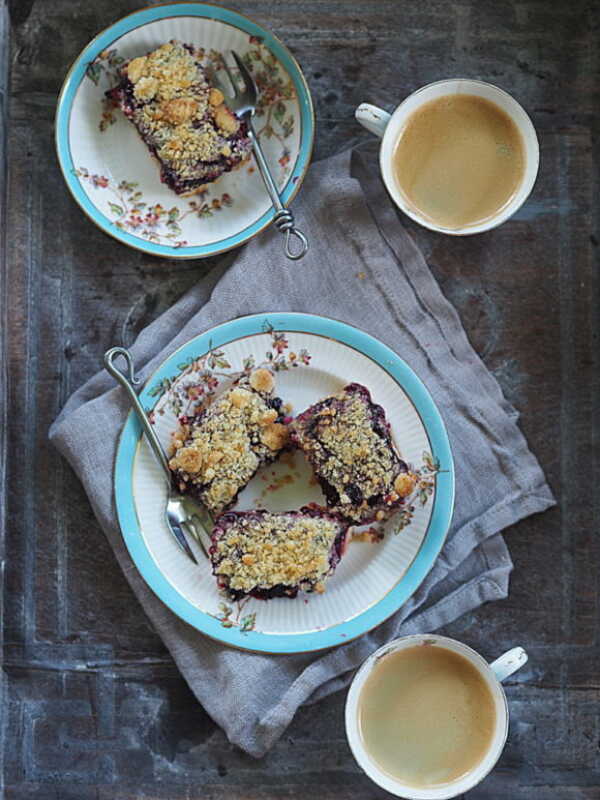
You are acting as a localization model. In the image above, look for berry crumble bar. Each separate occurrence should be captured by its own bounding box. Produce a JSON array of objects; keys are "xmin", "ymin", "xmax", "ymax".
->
[
  {"xmin": 107, "ymin": 41, "xmax": 252, "ymax": 195},
  {"xmin": 169, "ymin": 369, "xmax": 289, "ymax": 516},
  {"xmin": 290, "ymin": 383, "xmax": 415, "ymax": 524},
  {"xmin": 210, "ymin": 507, "xmax": 350, "ymax": 600}
]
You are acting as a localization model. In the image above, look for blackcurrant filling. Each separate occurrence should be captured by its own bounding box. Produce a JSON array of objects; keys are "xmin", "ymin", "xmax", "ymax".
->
[
  {"xmin": 106, "ymin": 41, "xmax": 253, "ymax": 196},
  {"xmin": 290, "ymin": 383, "xmax": 410, "ymax": 524}
]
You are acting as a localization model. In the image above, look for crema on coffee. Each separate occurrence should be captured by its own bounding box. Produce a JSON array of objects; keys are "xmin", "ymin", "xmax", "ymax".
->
[
  {"xmin": 358, "ymin": 644, "xmax": 497, "ymax": 787},
  {"xmin": 392, "ymin": 94, "xmax": 525, "ymax": 230}
]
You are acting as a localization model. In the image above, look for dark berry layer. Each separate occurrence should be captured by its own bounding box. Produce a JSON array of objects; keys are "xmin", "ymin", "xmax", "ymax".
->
[
  {"xmin": 106, "ymin": 41, "xmax": 252, "ymax": 195},
  {"xmin": 210, "ymin": 506, "xmax": 350, "ymax": 600},
  {"xmin": 290, "ymin": 383, "xmax": 411, "ymax": 524}
]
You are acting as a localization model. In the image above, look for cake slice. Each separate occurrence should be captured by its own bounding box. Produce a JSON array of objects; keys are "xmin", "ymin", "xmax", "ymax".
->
[
  {"xmin": 107, "ymin": 41, "xmax": 252, "ymax": 195},
  {"xmin": 210, "ymin": 507, "xmax": 350, "ymax": 600},
  {"xmin": 290, "ymin": 383, "xmax": 415, "ymax": 524},
  {"xmin": 169, "ymin": 369, "xmax": 288, "ymax": 516}
]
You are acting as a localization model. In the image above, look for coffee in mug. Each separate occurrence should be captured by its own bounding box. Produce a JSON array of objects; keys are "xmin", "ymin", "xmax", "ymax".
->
[
  {"xmin": 357, "ymin": 644, "xmax": 496, "ymax": 788},
  {"xmin": 345, "ymin": 635, "xmax": 528, "ymax": 798},
  {"xmin": 391, "ymin": 94, "xmax": 525, "ymax": 230},
  {"xmin": 355, "ymin": 79, "xmax": 539, "ymax": 235}
]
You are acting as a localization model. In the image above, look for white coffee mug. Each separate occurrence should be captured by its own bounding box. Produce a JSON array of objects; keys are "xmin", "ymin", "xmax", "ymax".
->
[
  {"xmin": 345, "ymin": 634, "xmax": 528, "ymax": 799},
  {"xmin": 355, "ymin": 79, "xmax": 539, "ymax": 235}
]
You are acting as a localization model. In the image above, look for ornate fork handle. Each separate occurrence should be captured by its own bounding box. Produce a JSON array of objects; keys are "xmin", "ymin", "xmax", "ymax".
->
[
  {"xmin": 104, "ymin": 347, "xmax": 172, "ymax": 479},
  {"xmin": 227, "ymin": 51, "xmax": 308, "ymax": 261},
  {"xmin": 104, "ymin": 347, "xmax": 201, "ymax": 565},
  {"xmin": 246, "ymin": 126, "xmax": 308, "ymax": 260}
]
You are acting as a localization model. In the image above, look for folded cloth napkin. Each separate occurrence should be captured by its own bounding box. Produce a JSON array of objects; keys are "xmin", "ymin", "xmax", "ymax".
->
[{"xmin": 50, "ymin": 144, "xmax": 555, "ymax": 757}]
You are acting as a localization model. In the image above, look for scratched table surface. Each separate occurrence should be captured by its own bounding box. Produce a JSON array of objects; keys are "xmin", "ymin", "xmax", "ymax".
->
[{"xmin": 1, "ymin": 0, "xmax": 599, "ymax": 797}]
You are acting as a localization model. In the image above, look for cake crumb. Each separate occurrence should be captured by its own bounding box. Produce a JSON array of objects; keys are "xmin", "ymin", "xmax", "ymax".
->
[
  {"xmin": 260, "ymin": 472, "xmax": 295, "ymax": 499},
  {"xmin": 352, "ymin": 527, "xmax": 384, "ymax": 543},
  {"xmin": 249, "ymin": 368, "xmax": 275, "ymax": 394},
  {"xmin": 394, "ymin": 472, "xmax": 416, "ymax": 497}
]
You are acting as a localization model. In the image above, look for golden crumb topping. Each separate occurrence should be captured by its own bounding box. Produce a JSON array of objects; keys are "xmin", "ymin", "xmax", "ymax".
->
[
  {"xmin": 394, "ymin": 472, "xmax": 416, "ymax": 497},
  {"xmin": 213, "ymin": 513, "xmax": 340, "ymax": 592},
  {"xmin": 303, "ymin": 394, "xmax": 393, "ymax": 496},
  {"xmin": 213, "ymin": 102, "xmax": 239, "ymax": 135},
  {"xmin": 156, "ymin": 121, "xmax": 221, "ymax": 165},
  {"xmin": 126, "ymin": 56, "xmax": 148, "ymax": 84},
  {"xmin": 130, "ymin": 42, "xmax": 199, "ymax": 102},
  {"xmin": 260, "ymin": 422, "xmax": 288, "ymax": 451},
  {"xmin": 121, "ymin": 41, "xmax": 242, "ymax": 180},
  {"xmin": 292, "ymin": 387, "xmax": 405, "ymax": 521},
  {"xmin": 134, "ymin": 75, "xmax": 159, "ymax": 102},
  {"xmin": 169, "ymin": 373, "xmax": 288, "ymax": 514},
  {"xmin": 161, "ymin": 97, "xmax": 200, "ymax": 125},
  {"xmin": 249, "ymin": 368, "xmax": 275, "ymax": 394},
  {"xmin": 208, "ymin": 87, "xmax": 224, "ymax": 106}
]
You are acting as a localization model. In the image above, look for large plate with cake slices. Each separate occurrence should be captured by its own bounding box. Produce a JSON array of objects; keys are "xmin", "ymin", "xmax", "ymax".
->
[
  {"xmin": 55, "ymin": 3, "xmax": 314, "ymax": 258},
  {"xmin": 114, "ymin": 313, "xmax": 454, "ymax": 653}
]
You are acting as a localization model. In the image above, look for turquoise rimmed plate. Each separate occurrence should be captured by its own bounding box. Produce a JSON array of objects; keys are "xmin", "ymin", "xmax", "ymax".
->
[
  {"xmin": 55, "ymin": 3, "xmax": 314, "ymax": 258},
  {"xmin": 114, "ymin": 313, "xmax": 455, "ymax": 654}
]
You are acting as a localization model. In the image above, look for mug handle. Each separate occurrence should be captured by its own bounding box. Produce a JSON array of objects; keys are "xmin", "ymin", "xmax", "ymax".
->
[
  {"xmin": 489, "ymin": 646, "xmax": 528, "ymax": 683},
  {"xmin": 355, "ymin": 103, "xmax": 391, "ymax": 138}
]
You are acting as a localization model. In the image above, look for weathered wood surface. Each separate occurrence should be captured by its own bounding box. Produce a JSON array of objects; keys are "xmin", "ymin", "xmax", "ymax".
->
[{"xmin": 2, "ymin": 0, "xmax": 599, "ymax": 797}]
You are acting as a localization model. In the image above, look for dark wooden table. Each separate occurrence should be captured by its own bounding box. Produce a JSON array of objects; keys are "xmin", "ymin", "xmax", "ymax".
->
[{"xmin": 2, "ymin": 0, "xmax": 599, "ymax": 797}]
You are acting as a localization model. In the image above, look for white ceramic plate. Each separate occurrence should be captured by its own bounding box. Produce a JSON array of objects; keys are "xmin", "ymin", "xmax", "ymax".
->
[
  {"xmin": 55, "ymin": 3, "xmax": 314, "ymax": 258},
  {"xmin": 114, "ymin": 314, "xmax": 454, "ymax": 653}
]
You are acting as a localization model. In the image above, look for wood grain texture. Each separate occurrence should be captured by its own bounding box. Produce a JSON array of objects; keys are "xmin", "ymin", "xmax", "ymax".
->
[{"xmin": 1, "ymin": 0, "xmax": 599, "ymax": 797}]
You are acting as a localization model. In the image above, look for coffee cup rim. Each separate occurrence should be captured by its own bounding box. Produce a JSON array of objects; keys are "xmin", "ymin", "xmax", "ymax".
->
[
  {"xmin": 344, "ymin": 633, "xmax": 510, "ymax": 799},
  {"xmin": 377, "ymin": 78, "xmax": 540, "ymax": 235}
]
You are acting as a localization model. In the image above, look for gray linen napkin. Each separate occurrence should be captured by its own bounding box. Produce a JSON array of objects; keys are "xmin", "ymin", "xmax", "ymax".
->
[{"xmin": 50, "ymin": 145, "xmax": 555, "ymax": 757}]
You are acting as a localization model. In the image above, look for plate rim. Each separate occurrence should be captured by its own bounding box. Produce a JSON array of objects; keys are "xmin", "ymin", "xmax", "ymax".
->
[
  {"xmin": 114, "ymin": 312, "xmax": 455, "ymax": 654},
  {"xmin": 54, "ymin": 1, "xmax": 315, "ymax": 259}
]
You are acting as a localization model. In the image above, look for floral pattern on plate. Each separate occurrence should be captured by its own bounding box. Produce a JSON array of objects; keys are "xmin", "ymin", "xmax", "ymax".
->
[
  {"xmin": 141, "ymin": 326, "xmax": 439, "ymax": 633},
  {"xmin": 73, "ymin": 168, "xmax": 234, "ymax": 247},
  {"xmin": 148, "ymin": 326, "xmax": 311, "ymax": 419},
  {"xmin": 215, "ymin": 599, "xmax": 257, "ymax": 634},
  {"xmin": 78, "ymin": 36, "xmax": 298, "ymax": 249},
  {"xmin": 56, "ymin": 6, "xmax": 313, "ymax": 259},
  {"xmin": 120, "ymin": 315, "xmax": 453, "ymax": 650}
]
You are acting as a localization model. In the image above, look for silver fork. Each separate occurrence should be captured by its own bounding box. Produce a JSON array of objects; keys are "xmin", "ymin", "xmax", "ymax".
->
[
  {"xmin": 223, "ymin": 50, "xmax": 309, "ymax": 261},
  {"xmin": 104, "ymin": 347, "xmax": 213, "ymax": 564}
]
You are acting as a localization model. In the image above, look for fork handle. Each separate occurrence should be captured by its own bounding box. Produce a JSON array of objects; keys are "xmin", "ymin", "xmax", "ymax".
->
[
  {"xmin": 248, "ymin": 126, "xmax": 309, "ymax": 261},
  {"xmin": 104, "ymin": 347, "xmax": 171, "ymax": 481}
]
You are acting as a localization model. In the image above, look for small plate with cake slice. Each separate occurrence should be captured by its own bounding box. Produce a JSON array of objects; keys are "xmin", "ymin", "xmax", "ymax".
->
[{"xmin": 55, "ymin": 3, "xmax": 314, "ymax": 258}]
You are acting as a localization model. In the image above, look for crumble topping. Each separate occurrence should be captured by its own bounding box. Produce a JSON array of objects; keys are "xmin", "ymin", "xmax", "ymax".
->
[
  {"xmin": 260, "ymin": 421, "xmax": 288, "ymax": 451},
  {"xmin": 394, "ymin": 472, "xmax": 416, "ymax": 497},
  {"xmin": 161, "ymin": 97, "xmax": 200, "ymax": 125},
  {"xmin": 249, "ymin": 367, "xmax": 275, "ymax": 394},
  {"xmin": 126, "ymin": 56, "xmax": 147, "ymax": 84},
  {"xmin": 155, "ymin": 121, "xmax": 221, "ymax": 165},
  {"xmin": 213, "ymin": 103, "xmax": 239, "ymax": 134},
  {"xmin": 169, "ymin": 372, "xmax": 288, "ymax": 514},
  {"xmin": 212, "ymin": 512, "xmax": 341, "ymax": 593},
  {"xmin": 134, "ymin": 76, "xmax": 159, "ymax": 102},
  {"xmin": 117, "ymin": 41, "xmax": 243, "ymax": 181},
  {"xmin": 299, "ymin": 392, "xmax": 394, "ymax": 501},
  {"xmin": 291, "ymin": 384, "xmax": 408, "ymax": 523},
  {"xmin": 208, "ymin": 87, "xmax": 224, "ymax": 106},
  {"xmin": 128, "ymin": 43, "xmax": 200, "ymax": 102}
]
